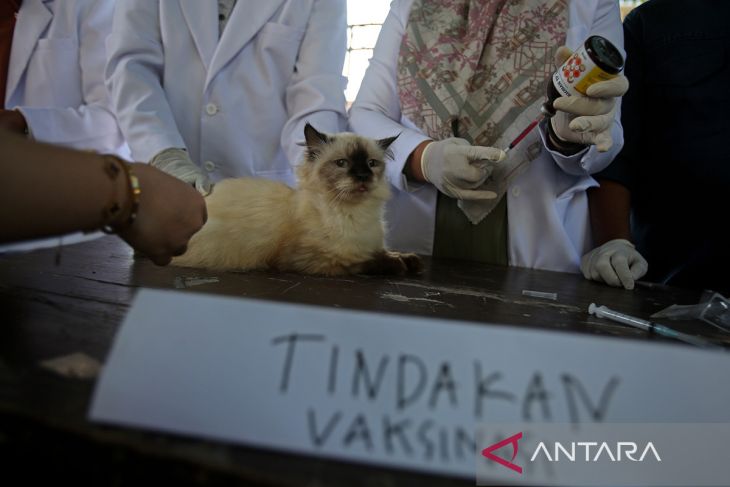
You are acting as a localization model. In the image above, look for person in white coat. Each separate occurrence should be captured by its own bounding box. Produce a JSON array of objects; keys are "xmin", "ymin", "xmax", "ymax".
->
[
  {"xmin": 349, "ymin": 0, "xmax": 626, "ymax": 273},
  {"xmin": 106, "ymin": 0, "xmax": 348, "ymax": 194},
  {"xmin": 0, "ymin": 0, "xmax": 126, "ymax": 155}
]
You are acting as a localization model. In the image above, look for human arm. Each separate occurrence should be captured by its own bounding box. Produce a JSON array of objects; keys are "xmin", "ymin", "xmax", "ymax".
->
[
  {"xmin": 280, "ymin": 0, "xmax": 348, "ymax": 165},
  {"xmin": 581, "ymin": 180, "xmax": 647, "ymax": 289},
  {"xmin": 0, "ymin": 132, "xmax": 207, "ymax": 265},
  {"xmin": 0, "ymin": 109, "xmax": 27, "ymax": 135},
  {"xmin": 588, "ymin": 179, "xmax": 631, "ymax": 245},
  {"xmin": 105, "ymin": 0, "xmax": 187, "ymax": 162},
  {"xmin": 581, "ymin": 11, "xmax": 648, "ymax": 290},
  {"xmin": 12, "ymin": 0, "xmax": 124, "ymax": 152},
  {"xmin": 105, "ymin": 0, "xmax": 210, "ymax": 192}
]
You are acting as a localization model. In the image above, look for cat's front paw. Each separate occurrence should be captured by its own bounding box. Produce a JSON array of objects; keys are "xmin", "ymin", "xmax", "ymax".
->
[
  {"xmin": 359, "ymin": 251, "xmax": 423, "ymax": 276},
  {"xmin": 389, "ymin": 251, "xmax": 423, "ymax": 274}
]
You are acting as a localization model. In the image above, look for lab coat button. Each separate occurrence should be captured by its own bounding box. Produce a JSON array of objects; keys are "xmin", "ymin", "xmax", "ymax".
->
[
  {"xmin": 205, "ymin": 103, "xmax": 218, "ymax": 116},
  {"xmin": 203, "ymin": 160, "xmax": 217, "ymax": 172},
  {"xmin": 511, "ymin": 186, "xmax": 521, "ymax": 197}
]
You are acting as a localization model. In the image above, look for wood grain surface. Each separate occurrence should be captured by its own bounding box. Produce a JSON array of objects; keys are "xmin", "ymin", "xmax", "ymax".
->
[{"xmin": 1, "ymin": 236, "xmax": 722, "ymax": 486}]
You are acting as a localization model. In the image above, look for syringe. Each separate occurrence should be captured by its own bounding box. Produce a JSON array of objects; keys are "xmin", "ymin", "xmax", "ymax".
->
[
  {"xmin": 588, "ymin": 303, "xmax": 722, "ymax": 350},
  {"xmin": 503, "ymin": 115, "xmax": 544, "ymax": 154}
]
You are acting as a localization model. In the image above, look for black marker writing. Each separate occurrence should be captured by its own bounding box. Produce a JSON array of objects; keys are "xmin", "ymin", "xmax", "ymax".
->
[
  {"xmin": 474, "ymin": 365, "xmax": 516, "ymax": 418},
  {"xmin": 562, "ymin": 374, "xmax": 620, "ymax": 423},
  {"xmin": 397, "ymin": 354, "xmax": 427, "ymax": 410},
  {"xmin": 523, "ymin": 373, "xmax": 552, "ymax": 421},
  {"xmin": 271, "ymin": 333, "xmax": 325, "ymax": 393},
  {"xmin": 352, "ymin": 349, "xmax": 389, "ymax": 400},
  {"xmin": 429, "ymin": 362, "xmax": 458, "ymax": 410}
]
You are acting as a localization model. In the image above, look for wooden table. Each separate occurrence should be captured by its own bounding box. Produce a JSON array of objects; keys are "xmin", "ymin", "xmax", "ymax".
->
[{"xmin": 1, "ymin": 236, "xmax": 724, "ymax": 485}]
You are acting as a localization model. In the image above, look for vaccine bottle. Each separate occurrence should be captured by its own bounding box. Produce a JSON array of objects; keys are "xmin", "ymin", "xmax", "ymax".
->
[{"xmin": 542, "ymin": 35, "xmax": 624, "ymax": 117}]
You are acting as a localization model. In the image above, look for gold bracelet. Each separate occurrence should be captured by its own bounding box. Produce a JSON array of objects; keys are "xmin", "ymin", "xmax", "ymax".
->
[{"xmin": 100, "ymin": 155, "xmax": 141, "ymax": 234}]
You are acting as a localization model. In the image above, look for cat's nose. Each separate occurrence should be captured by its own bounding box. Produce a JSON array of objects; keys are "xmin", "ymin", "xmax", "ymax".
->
[{"xmin": 352, "ymin": 172, "xmax": 371, "ymax": 182}]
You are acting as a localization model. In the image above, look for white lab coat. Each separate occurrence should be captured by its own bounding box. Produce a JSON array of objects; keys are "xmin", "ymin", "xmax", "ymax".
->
[
  {"xmin": 6, "ymin": 0, "xmax": 126, "ymax": 155},
  {"xmin": 106, "ymin": 0, "xmax": 348, "ymax": 186},
  {"xmin": 350, "ymin": 0, "xmax": 624, "ymax": 273}
]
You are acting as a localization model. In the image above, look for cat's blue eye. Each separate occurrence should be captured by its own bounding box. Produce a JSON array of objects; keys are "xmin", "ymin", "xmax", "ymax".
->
[
  {"xmin": 368, "ymin": 159, "xmax": 379, "ymax": 168},
  {"xmin": 335, "ymin": 159, "xmax": 347, "ymax": 167}
]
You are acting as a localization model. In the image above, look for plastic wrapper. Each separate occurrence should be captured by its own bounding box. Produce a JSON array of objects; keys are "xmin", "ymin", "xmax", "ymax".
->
[{"xmin": 651, "ymin": 292, "xmax": 730, "ymax": 333}]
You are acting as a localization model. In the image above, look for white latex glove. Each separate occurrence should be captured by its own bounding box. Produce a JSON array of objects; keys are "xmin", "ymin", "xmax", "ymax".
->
[
  {"xmin": 581, "ymin": 238, "xmax": 648, "ymax": 290},
  {"xmin": 420, "ymin": 137, "xmax": 505, "ymax": 200},
  {"xmin": 150, "ymin": 148, "xmax": 212, "ymax": 196},
  {"xmin": 550, "ymin": 46, "xmax": 629, "ymax": 152}
]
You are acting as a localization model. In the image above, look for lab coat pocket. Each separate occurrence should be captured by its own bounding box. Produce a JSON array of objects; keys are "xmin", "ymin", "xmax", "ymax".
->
[
  {"xmin": 28, "ymin": 38, "xmax": 81, "ymax": 106},
  {"xmin": 256, "ymin": 22, "xmax": 305, "ymax": 83}
]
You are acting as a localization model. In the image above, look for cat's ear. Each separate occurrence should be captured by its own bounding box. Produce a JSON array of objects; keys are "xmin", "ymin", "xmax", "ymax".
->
[
  {"xmin": 304, "ymin": 123, "xmax": 330, "ymax": 162},
  {"xmin": 304, "ymin": 123, "xmax": 329, "ymax": 148},
  {"xmin": 376, "ymin": 133, "xmax": 400, "ymax": 152},
  {"xmin": 376, "ymin": 133, "xmax": 400, "ymax": 160}
]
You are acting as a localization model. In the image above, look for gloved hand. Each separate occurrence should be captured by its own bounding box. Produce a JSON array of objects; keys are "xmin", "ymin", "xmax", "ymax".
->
[
  {"xmin": 150, "ymin": 148, "xmax": 212, "ymax": 196},
  {"xmin": 420, "ymin": 137, "xmax": 505, "ymax": 200},
  {"xmin": 550, "ymin": 46, "xmax": 629, "ymax": 152},
  {"xmin": 581, "ymin": 238, "xmax": 648, "ymax": 290}
]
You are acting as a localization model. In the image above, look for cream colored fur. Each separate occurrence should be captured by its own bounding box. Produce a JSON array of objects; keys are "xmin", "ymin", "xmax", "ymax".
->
[{"xmin": 173, "ymin": 130, "xmax": 408, "ymax": 275}]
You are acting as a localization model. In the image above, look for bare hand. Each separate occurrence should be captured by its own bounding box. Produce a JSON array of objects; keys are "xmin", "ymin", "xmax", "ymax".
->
[
  {"xmin": 118, "ymin": 164, "xmax": 207, "ymax": 265},
  {"xmin": 0, "ymin": 110, "xmax": 28, "ymax": 135}
]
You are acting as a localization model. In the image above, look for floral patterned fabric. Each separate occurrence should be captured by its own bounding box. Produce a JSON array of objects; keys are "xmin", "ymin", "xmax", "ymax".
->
[{"xmin": 397, "ymin": 0, "xmax": 568, "ymax": 223}]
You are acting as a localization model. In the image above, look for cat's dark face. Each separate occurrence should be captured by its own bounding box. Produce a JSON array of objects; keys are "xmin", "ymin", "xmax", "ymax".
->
[{"xmin": 299, "ymin": 123, "xmax": 398, "ymax": 204}]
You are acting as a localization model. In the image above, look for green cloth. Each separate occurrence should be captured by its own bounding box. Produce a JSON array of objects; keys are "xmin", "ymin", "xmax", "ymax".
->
[{"xmin": 432, "ymin": 193, "xmax": 508, "ymax": 265}]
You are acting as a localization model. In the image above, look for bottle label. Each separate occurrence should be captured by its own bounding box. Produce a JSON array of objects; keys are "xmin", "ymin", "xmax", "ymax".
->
[{"xmin": 552, "ymin": 43, "xmax": 619, "ymax": 97}]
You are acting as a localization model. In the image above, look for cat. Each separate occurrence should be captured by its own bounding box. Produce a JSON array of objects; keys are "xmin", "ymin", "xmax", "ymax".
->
[{"xmin": 172, "ymin": 123, "xmax": 422, "ymax": 276}]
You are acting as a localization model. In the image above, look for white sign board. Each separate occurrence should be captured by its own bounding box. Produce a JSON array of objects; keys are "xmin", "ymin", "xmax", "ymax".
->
[{"xmin": 90, "ymin": 289, "xmax": 730, "ymax": 480}]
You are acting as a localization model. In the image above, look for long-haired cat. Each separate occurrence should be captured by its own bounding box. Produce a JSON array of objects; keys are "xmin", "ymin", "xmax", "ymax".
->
[{"xmin": 172, "ymin": 124, "xmax": 421, "ymax": 276}]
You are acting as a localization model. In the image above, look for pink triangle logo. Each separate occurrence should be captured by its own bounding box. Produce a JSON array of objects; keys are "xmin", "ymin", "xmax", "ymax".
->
[{"xmin": 481, "ymin": 432, "xmax": 523, "ymax": 474}]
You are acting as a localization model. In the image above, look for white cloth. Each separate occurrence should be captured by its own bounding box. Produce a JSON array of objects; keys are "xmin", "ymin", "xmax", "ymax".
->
[
  {"xmin": 106, "ymin": 0, "xmax": 348, "ymax": 187},
  {"xmin": 6, "ymin": 0, "xmax": 127, "ymax": 156},
  {"xmin": 349, "ymin": 0, "xmax": 625, "ymax": 273}
]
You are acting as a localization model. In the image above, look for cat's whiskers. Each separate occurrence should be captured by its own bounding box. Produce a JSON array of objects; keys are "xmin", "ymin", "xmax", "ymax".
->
[
  {"xmin": 332, "ymin": 179, "xmax": 367, "ymax": 204},
  {"xmin": 330, "ymin": 186, "xmax": 350, "ymax": 205}
]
